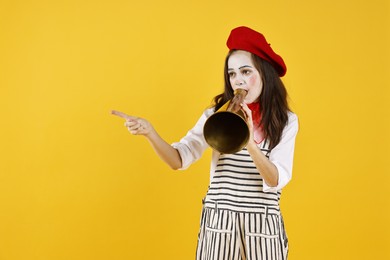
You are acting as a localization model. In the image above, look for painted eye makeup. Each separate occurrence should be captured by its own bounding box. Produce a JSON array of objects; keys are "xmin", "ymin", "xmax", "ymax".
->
[
  {"xmin": 241, "ymin": 69, "xmax": 251, "ymax": 75},
  {"xmin": 228, "ymin": 71, "xmax": 236, "ymax": 78}
]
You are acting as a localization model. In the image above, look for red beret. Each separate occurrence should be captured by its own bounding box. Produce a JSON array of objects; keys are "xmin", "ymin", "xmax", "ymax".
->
[{"xmin": 226, "ymin": 26, "xmax": 287, "ymax": 77}]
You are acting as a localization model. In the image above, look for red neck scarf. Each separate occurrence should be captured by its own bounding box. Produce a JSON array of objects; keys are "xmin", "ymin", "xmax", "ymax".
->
[{"xmin": 247, "ymin": 102, "xmax": 264, "ymax": 144}]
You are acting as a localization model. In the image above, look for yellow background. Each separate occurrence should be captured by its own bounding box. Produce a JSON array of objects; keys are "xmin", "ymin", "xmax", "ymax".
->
[{"xmin": 0, "ymin": 0, "xmax": 389, "ymax": 259}]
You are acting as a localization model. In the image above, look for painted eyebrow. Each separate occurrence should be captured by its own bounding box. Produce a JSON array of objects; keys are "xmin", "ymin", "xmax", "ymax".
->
[{"xmin": 228, "ymin": 65, "xmax": 253, "ymax": 71}]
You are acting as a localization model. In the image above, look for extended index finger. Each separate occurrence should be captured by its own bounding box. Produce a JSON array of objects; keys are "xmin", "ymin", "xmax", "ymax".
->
[{"xmin": 111, "ymin": 110, "xmax": 136, "ymax": 121}]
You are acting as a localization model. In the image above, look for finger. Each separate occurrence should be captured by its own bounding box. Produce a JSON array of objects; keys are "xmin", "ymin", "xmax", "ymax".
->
[
  {"xmin": 129, "ymin": 130, "xmax": 139, "ymax": 135},
  {"xmin": 127, "ymin": 122, "xmax": 144, "ymax": 132},
  {"xmin": 125, "ymin": 121, "xmax": 139, "ymax": 128},
  {"xmin": 111, "ymin": 110, "xmax": 136, "ymax": 121},
  {"xmin": 129, "ymin": 125, "xmax": 144, "ymax": 135},
  {"xmin": 240, "ymin": 103, "xmax": 252, "ymax": 117}
]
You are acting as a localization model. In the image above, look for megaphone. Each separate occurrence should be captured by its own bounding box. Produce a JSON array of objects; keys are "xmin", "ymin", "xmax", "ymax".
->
[{"xmin": 203, "ymin": 89, "xmax": 249, "ymax": 154}]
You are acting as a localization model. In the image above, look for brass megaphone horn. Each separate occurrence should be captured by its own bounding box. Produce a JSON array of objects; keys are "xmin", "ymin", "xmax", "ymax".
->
[{"xmin": 203, "ymin": 88, "xmax": 250, "ymax": 154}]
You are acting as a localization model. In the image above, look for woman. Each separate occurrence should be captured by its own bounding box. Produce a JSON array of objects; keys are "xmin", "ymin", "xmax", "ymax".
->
[{"xmin": 112, "ymin": 26, "xmax": 298, "ymax": 260}]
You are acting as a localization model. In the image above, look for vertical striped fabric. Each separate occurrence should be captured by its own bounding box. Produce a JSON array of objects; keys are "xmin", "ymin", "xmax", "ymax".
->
[{"xmin": 196, "ymin": 147, "xmax": 289, "ymax": 260}]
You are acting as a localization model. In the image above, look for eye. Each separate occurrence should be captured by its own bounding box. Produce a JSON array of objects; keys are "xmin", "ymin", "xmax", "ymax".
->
[
  {"xmin": 242, "ymin": 69, "xmax": 252, "ymax": 75},
  {"xmin": 228, "ymin": 72, "xmax": 236, "ymax": 78}
]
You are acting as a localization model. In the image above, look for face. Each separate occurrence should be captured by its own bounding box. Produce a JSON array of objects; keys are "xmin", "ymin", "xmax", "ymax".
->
[{"xmin": 227, "ymin": 50, "xmax": 263, "ymax": 104}]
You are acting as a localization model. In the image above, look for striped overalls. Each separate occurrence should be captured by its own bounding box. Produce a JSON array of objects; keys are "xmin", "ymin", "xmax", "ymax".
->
[{"xmin": 196, "ymin": 147, "xmax": 289, "ymax": 260}]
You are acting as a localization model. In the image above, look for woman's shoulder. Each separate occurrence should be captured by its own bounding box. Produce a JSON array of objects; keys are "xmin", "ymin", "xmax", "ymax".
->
[
  {"xmin": 286, "ymin": 111, "xmax": 299, "ymax": 131},
  {"xmin": 203, "ymin": 107, "xmax": 215, "ymax": 118},
  {"xmin": 190, "ymin": 107, "xmax": 215, "ymax": 125},
  {"xmin": 287, "ymin": 111, "xmax": 298, "ymax": 122}
]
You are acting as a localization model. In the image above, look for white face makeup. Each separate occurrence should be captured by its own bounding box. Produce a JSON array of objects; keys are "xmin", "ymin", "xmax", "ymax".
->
[{"xmin": 228, "ymin": 50, "xmax": 263, "ymax": 104}]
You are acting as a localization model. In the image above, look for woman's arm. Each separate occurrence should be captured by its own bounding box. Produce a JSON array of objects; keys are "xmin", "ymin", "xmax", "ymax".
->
[
  {"xmin": 246, "ymin": 141, "xmax": 279, "ymax": 187},
  {"xmin": 111, "ymin": 110, "xmax": 182, "ymax": 170},
  {"xmin": 144, "ymin": 127, "xmax": 182, "ymax": 170},
  {"xmin": 240, "ymin": 104, "xmax": 297, "ymax": 189}
]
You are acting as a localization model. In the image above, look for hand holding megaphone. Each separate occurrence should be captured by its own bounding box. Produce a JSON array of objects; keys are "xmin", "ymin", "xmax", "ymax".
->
[{"xmin": 227, "ymin": 88, "xmax": 248, "ymax": 113}]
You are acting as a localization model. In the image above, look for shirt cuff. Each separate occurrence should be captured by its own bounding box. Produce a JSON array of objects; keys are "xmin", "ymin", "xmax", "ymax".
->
[
  {"xmin": 171, "ymin": 142, "xmax": 191, "ymax": 170},
  {"xmin": 262, "ymin": 162, "xmax": 291, "ymax": 192}
]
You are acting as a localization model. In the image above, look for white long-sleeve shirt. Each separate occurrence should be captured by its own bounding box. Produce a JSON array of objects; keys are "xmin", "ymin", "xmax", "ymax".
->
[{"xmin": 172, "ymin": 108, "xmax": 299, "ymax": 192}]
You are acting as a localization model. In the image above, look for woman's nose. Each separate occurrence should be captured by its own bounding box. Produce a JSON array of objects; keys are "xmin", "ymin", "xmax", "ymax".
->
[{"xmin": 235, "ymin": 78, "xmax": 245, "ymax": 86}]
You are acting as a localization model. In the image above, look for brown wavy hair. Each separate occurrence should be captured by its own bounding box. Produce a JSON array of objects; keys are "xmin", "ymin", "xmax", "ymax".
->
[{"xmin": 212, "ymin": 50, "xmax": 291, "ymax": 149}]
